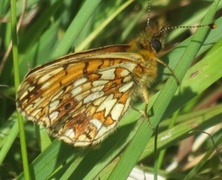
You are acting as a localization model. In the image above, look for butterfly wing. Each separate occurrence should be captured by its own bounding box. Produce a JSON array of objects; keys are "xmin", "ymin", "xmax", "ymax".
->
[{"xmin": 17, "ymin": 47, "xmax": 144, "ymax": 146}]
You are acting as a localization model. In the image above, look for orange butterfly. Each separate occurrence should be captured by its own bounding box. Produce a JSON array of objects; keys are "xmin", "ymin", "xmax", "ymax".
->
[{"xmin": 16, "ymin": 21, "xmax": 169, "ymax": 146}]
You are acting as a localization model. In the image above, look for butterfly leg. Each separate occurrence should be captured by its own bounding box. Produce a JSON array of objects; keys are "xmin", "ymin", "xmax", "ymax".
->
[
  {"xmin": 155, "ymin": 57, "xmax": 180, "ymax": 85},
  {"xmin": 141, "ymin": 86, "xmax": 155, "ymax": 130}
]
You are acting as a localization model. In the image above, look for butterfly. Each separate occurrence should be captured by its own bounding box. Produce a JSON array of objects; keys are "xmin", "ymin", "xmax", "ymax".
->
[
  {"xmin": 17, "ymin": 9, "xmax": 217, "ymax": 147},
  {"xmin": 16, "ymin": 21, "xmax": 170, "ymax": 147}
]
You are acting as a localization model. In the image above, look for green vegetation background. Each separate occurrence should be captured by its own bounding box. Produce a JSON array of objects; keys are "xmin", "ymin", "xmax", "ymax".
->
[{"xmin": 0, "ymin": 0, "xmax": 222, "ymax": 179}]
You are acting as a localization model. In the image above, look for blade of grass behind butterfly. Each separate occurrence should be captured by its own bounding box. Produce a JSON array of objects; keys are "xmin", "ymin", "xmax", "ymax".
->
[
  {"xmin": 107, "ymin": 0, "xmax": 219, "ymax": 179},
  {"xmin": 10, "ymin": 0, "xmax": 31, "ymax": 179},
  {"xmin": 75, "ymin": 0, "xmax": 133, "ymax": 52},
  {"xmin": 120, "ymin": 7, "xmax": 146, "ymax": 42},
  {"xmin": 0, "ymin": 0, "xmax": 26, "ymax": 164},
  {"xmin": 51, "ymin": 0, "xmax": 102, "ymax": 59},
  {"xmin": 19, "ymin": 0, "xmax": 63, "ymax": 54}
]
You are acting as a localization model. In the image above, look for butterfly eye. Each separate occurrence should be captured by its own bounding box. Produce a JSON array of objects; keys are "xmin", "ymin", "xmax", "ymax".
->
[{"xmin": 151, "ymin": 38, "xmax": 162, "ymax": 53}]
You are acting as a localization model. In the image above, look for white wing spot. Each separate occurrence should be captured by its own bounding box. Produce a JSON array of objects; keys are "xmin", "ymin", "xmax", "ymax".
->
[
  {"xmin": 123, "ymin": 97, "xmax": 131, "ymax": 113},
  {"xmin": 120, "ymin": 69, "xmax": 130, "ymax": 77},
  {"xmin": 95, "ymin": 121, "xmax": 116, "ymax": 140},
  {"xmin": 92, "ymin": 80, "xmax": 108, "ymax": 87},
  {"xmin": 19, "ymin": 90, "xmax": 28, "ymax": 100},
  {"xmin": 64, "ymin": 129, "xmax": 75, "ymax": 139},
  {"xmin": 111, "ymin": 103, "xmax": 124, "ymax": 121},
  {"xmin": 17, "ymin": 85, "xmax": 34, "ymax": 100},
  {"xmin": 25, "ymin": 104, "xmax": 34, "ymax": 111},
  {"xmin": 41, "ymin": 81, "xmax": 52, "ymax": 90},
  {"xmin": 119, "ymin": 81, "xmax": 134, "ymax": 92},
  {"xmin": 71, "ymin": 86, "xmax": 82, "ymax": 96},
  {"xmin": 90, "ymin": 119, "xmax": 102, "ymax": 129},
  {"xmin": 99, "ymin": 69, "xmax": 115, "ymax": 80},
  {"xmin": 73, "ymin": 78, "xmax": 87, "ymax": 87},
  {"xmin": 93, "ymin": 96, "xmax": 106, "ymax": 106},
  {"xmin": 78, "ymin": 134, "xmax": 88, "ymax": 142},
  {"xmin": 51, "ymin": 89, "xmax": 65, "ymax": 101},
  {"xmin": 83, "ymin": 91, "xmax": 104, "ymax": 104},
  {"xmin": 31, "ymin": 108, "xmax": 42, "ymax": 117},
  {"xmin": 123, "ymin": 75, "xmax": 132, "ymax": 82},
  {"xmin": 119, "ymin": 63, "xmax": 136, "ymax": 72},
  {"xmin": 49, "ymin": 111, "xmax": 59, "ymax": 121},
  {"xmin": 28, "ymin": 86, "xmax": 35, "ymax": 92},
  {"xmin": 75, "ymin": 90, "xmax": 89, "ymax": 101},
  {"xmin": 91, "ymin": 85, "xmax": 104, "ymax": 92},
  {"xmin": 97, "ymin": 94, "xmax": 117, "ymax": 117},
  {"xmin": 49, "ymin": 100, "xmax": 60, "ymax": 110}
]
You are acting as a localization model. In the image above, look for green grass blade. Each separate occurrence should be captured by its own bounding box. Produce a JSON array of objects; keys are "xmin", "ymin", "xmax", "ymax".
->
[
  {"xmin": 51, "ymin": 0, "xmax": 102, "ymax": 58},
  {"xmin": 10, "ymin": 0, "xmax": 30, "ymax": 179}
]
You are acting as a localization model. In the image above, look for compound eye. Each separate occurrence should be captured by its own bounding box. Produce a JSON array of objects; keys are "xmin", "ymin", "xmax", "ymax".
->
[{"xmin": 151, "ymin": 39, "xmax": 162, "ymax": 53}]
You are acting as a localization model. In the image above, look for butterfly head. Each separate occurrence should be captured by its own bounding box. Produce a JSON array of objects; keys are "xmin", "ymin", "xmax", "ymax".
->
[{"xmin": 130, "ymin": 22, "xmax": 164, "ymax": 55}]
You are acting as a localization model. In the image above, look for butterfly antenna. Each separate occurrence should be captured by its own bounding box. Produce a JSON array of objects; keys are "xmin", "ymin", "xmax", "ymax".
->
[
  {"xmin": 154, "ymin": 23, "xmax": 216, "ymax": 38},
  {"xmin": 146, "ymin": 0, "xmax": 151, "ymax": 27}
]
